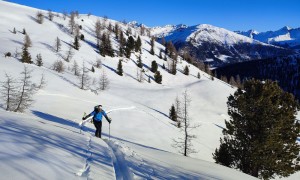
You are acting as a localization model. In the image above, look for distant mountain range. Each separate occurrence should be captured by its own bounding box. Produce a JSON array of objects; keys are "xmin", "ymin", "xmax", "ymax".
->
[
  {"xmin": 235, "ymin": 26, "xmax": 300, "ymax": 49},
  {"xmin": 150, "ymin": 24, "xmax": 298, "ymax": 67}
]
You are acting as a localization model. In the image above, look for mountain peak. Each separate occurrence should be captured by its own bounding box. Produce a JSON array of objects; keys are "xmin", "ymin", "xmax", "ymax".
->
[{"xmin": 280, "ymin": 26, "xmax": 292, "ymax": 31}]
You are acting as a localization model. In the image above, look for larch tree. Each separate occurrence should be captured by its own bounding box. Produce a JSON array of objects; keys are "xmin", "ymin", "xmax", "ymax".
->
[
  {"xmin": 173, "ymin": 90, "xmax": 198, "ymax": 157},
  {"xmin": 78, "ymin": 63, "xmax": 91, "ymax": 90},
  {"xmin": 0, "ymin": 73, "xmax": 17, "ymax": 111}
]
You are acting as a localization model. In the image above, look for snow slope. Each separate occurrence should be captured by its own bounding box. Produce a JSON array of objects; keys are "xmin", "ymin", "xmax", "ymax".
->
[{"xmin": 0, "ymin": 1, "xmax": 298, "ymax": 179}]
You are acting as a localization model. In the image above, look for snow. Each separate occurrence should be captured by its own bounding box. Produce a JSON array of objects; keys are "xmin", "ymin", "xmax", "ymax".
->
[{"xmin": 0, "ymin": 0, "xmax": 298, "ymax": 179}]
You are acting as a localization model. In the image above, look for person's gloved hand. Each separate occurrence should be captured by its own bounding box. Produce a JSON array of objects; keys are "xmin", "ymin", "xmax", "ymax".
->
[
  {"xmin": 108, "ymin": 118, "xmax": 112, "ymax": 124},
  {"xmin": 82, "ymin": 117, "xmax": 86, "ymax": 120}
]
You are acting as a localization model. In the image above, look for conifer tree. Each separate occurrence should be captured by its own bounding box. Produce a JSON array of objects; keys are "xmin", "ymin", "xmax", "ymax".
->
[
  {"xmin": 183, "ymin": 65, "xmax": 189, "ymax": 75},
  {"xmin": 117, "ymin": 59, "xmax": 123, "ymax": 76},
  {"xmin": 127, "ymin": 36, "xmax": 135, "ymax": 51},
  {"xmin": 213, "ymin": 79, "xmax": 300, "ymax": 179},
  {"xmin": 169, "ymin": 104, "xmax": 177, "ymax": 122},
  {"xmin": 154, "ymin": 71, "xmax": 162, "ymax": 84},
  {"xmin": 135, "ymin": 36, "xmax": 142, "ymax": 52},
  {"xmin": 137, "ymin": 55, "xmax": 143, "ymax": 68},
  {"xmin": 150, "ymin": 37, "xmax": 155, "ymax": 55},
  {"xmin": 151, "ymin": 60, "xmax": 158, "ymax": 73},
  {"xmin": 197, "ymin": 72, "xmax": 201, "ymax": 79},
  {"xmin": 21, "ymin": 45, "xmax": 32, "ymax": 64},
  {"xmin": 73, "ymin": 36, "xmax": 80, "ymax": 50}
]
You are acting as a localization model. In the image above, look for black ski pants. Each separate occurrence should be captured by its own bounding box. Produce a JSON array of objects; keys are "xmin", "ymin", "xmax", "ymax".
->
[{"xmin": 93, "ymin": 120, "xmax": 102, "ymax": 138}]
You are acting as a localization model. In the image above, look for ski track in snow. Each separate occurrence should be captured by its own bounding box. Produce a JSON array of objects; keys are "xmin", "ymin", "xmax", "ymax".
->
[
  {"xmin": 76, "ymin": 133, "xmax": 92, "ymax": 178},
  {"xmin": 105, "ymin": 140, "xmax": 134, "ymax": 180}
]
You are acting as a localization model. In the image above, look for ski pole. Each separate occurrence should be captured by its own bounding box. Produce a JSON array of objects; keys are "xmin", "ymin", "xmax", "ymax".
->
[
  {"xmin": 80, "ymin": 112, "xmax": 86, "ymax": 134},
  {"xmin": 109, "ymin": 123, "xmax": 111, "ymax": 140}
]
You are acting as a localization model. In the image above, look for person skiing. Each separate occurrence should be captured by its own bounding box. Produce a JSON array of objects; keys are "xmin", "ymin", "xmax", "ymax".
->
[{"xmin": 82, "ymin": 105, "xmax": 111, "ymax": 138}]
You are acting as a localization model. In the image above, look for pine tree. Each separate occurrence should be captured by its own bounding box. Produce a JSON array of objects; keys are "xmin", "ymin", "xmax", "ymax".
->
[
  {"xmin": 35, "ymin": 53, "xmax": 43, "ymax": 66},
  {"xmin": 169, "ymin": 104, "xmax": 177, "ymax": 122},
  {"xmin": 13, "ymin": 27, "xmax": 16, "ymax": 34},
  {"xmin": 117, "ymin": 59, "xmax": 123, "ymax": 76},
  {"xmin": 151, "ymin": 60, "xmax": 158, "ymax": 73},
  {"xmin": 154, "ymin": 71, "xmax": 162, "ymax": 84},
  {"xmin": 197, "ymin": 72, "xmax": 201, "ymax": 79},
  {"xmin": 91, "ymin": 66, "xmax": 95, "ymax": 73},
  {"xmin": 213, "ymin": 79, "xmax": 300, "ymax": 179},
  {"xmin": 183, "ymin": 65, "xmax": 189, "ymax": 75},
  {"xmin": 137, "ymin": 55, "xmax": 143, "ymax": 68},
  {"xmin": 150, "ymin": 37, "xmax": 155, "ymax": 55},
  {"xmin": 135, "ymin": 36, "xmax": 142, "ymax": 52},
  {"xmin": 21, "ymin": 45, "xmax": 32, "ymax": 64},
  {"xmin": 73, "ymin": 36, "xmax": 80, "ymax": 50}
]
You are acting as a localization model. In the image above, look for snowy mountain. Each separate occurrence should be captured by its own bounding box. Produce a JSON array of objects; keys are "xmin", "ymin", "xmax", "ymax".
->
[
  {"xmin": 151, "ymin": 24, "xmax": 294, "ymax": 67},
  {"xmin": 0, "ymin": 1, "xmax": 299, "ymax": 179},
  {"xmin": 236, "ymin": 26, "xmax": 300, "ymax": 49}
]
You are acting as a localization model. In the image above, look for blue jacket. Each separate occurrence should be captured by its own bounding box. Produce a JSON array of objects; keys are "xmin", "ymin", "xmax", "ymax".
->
[{"xmin": 89, "ymin": 110, "xmax": 109, "ymax": 122}]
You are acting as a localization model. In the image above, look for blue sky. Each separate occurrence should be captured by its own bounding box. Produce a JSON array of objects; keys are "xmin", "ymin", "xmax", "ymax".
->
[{"xmin": 6, "ymin": 0, "xmax": 300, "ymax": 32}]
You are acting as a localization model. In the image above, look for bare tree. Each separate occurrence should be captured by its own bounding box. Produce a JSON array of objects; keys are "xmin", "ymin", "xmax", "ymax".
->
[
  {"xmin": 69, "ymin": 12, "xmax": 76, "ymax": 34},
  {"xmin": 98, "ymin": 69, "xmax": 109, "ymax": 90},
  {"xmin": 136, "ymin": 67, "xmax": 144, "ymax": 83},
  {"xmin": 24, "ymin": 34, "xmax": 32, "ymax": 48},
  {"xmin": 71, "ymin": 60, "xmax": 80, "ymax": 76},
  {"xmin": 78, "ymin": 63, "xmax": 90, "ymax": 90},
  {"xmin": 63, "ymin": 46, "xmax": 74, "ymax": 62},
  {"xmin": 54, "ymin": 37, "xmax": 61, "ymax": 52},
  {"xmin": 74, "ymin": 24, "xmax": 80, "ymax": 37},
  {"xmin": 37, "ymin": 73, "xmax": 46, "ymax": 89},
  {"xmin": 175, "ymin": 96, "xmax": 182, "ymax": 127},
  {"xmin": 14, "ymin": 47, "xmax": 21, "ymax": 58},
  {"xmin": 0, "ymin": 73, "xmax": 17, "ymax": 111},
  {"xmin": 14, "ymin": 67, "xmax": 37, "ymax": 112},
  {"xmin": 52, "ymin": 60, "xmax": 65, "ymax": 73},
  {"xmin": 173, "ymin": 90, "xmax": 198, "ymax": 157},
  {"xmin": 36, "ymin": 11, "xmax": 44, "ymax": 24},
  {"xmin": 95, "ymin": 19, "xmax": 102, "ymax": 40},
  {"xmin": 62, "ymin": 11, "xmax": 67, "ymax": 20},
  {"xmin": 95, "ymin": 58, "xmax": 102, "ymax": 68},
  {"xmin": 48, "ymin": 9, "xmax": 54, "ymax": 21}
]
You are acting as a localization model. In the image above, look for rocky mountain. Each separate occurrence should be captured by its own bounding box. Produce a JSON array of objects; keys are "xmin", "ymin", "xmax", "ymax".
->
[{"xmin": 151, "ymin": 24, "xmax": 294, "ymax": 67}]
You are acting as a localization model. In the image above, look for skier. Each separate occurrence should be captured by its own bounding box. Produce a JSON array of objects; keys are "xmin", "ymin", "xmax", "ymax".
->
[{"xmin": 82, "ymin": 105, "xmax": 112, "ymax": 138}]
